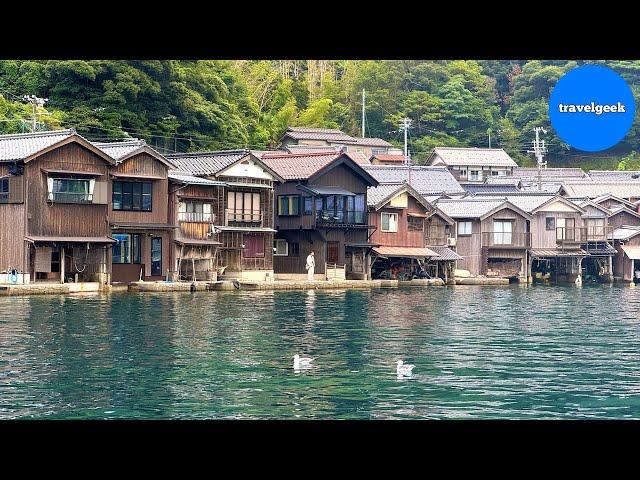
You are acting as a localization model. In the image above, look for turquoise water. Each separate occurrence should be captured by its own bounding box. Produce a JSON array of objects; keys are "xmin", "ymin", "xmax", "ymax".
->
[{"xmin": 1, "ymin": 285, "xmax": 640, "ymax": 419}]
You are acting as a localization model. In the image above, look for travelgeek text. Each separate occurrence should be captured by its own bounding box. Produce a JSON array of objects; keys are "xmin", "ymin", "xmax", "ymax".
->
[{"xmin": 558, "ymin": 102, "xmax": 626, "ymax": 115}]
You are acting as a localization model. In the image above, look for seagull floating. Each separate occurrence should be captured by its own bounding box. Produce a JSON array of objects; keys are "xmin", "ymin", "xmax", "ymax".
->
[
  {"xmin": 396, "ymin": 360, "xmax": 415, "ymax": 377},
  {"xmin": 293, "ymin": 354, "xmax": 314, "ymax": 370}
]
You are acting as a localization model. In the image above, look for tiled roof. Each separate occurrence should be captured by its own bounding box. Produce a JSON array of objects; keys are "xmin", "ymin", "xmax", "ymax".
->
[
  {"xmin": 520, "ymin": 182, "xmax": 564, "ymax": 193},
  {"xmin": 372, "ymin": 246, "xmax": 439, "ymax": 258},
  {"xmin": 168, "ymin": 172, "xmax": 227, "ymax": 186},
  {"xmin": 513, "ymin": 167, "xmax": 587, "ymax": 181},
  {"xmin": 529, "ymin": 248, "xmax": 589, "ymax": 257},
  {"xmin": 561, "ymin": 182, "xmax": 640, "ymax": 199},
  {"xmin": 0, "ymin": 129, "xmax": 76, "ymax": 162},
  {"xmin": 367, "ymin": 184, "xmax": 404, "ymax": 206},
  {"xmin": 588, "ymin": 170, "xmax": 640, "ymax": 181},
  {"xmin": 485, "ymin": 177, "xmax": 522, "ymax": 186},
  {"xmin": 94, "ymin": 139, "xmax": 146, "ymax": 160},
  {"xmin": 261, "ymin": 151, "xmax": 343, "ymax": 180},
  {"xmin": 611, "ymin": 225, "xmax": 640, "ymax": 241},
  {"xmin": 285, "ymin": 145, "xmax": 341, "ymax": 154},
  {"xmin": 470, "ymin": 194, "xmax": 560, "ymax": 213},
  {"xmin": 464, "ymin": 184, "xmax": 522, "ymax": 195},
  {"xmin": 287, "ymin": 127, "xmax": 344, "ymax": 134},
  {"xmin": 370, "ymin": 154, "xmax": 406, "ymax": 163},
  {"xmin": 166, "ymin": 150, "xmax": 249, "ymax": 176},
  {"xmin": 343, "ymin": 137, "xmax": 392, "ymax": 147},
  {"xmin": 435, "ymin": 198, "xmax": 512, "ymax": 218},
  {"xmin": 363, "ymin": 165, "xmax": 465, "ymax": 195},
  {"xmin": 430, "ymin": 147, "xmax": 518, "ymax": 167},
  {"xmin": 427, "ymin": 246, "xmax": 463, "ymax": 261},
  {"xmin": 346, "ymin": 151, "xmax": 371, "ymax": 165}
]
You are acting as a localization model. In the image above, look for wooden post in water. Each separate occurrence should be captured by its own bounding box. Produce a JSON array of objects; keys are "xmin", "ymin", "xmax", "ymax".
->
[{"xmin": 60, "ymin": 247, "xmax": 65, "ymax": 284}]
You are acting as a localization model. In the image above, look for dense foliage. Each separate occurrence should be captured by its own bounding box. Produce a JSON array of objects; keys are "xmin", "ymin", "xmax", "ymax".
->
[{"xmin": 1, "ymin": 60, "xmax": 640, "ymax": 169}]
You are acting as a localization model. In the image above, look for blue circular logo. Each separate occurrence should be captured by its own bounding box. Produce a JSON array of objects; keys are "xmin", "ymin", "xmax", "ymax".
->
[{"xmin": 549, "ymin": 65, "xmax": 635, "ymax": 152}]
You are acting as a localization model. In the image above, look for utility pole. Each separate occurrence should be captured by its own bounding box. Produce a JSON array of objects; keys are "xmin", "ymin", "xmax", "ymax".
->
[
  {"xmin": 527, "ymin": 127, "xmax": 547, "ymax": 191},
  {"xmin": 488, "ymin": 130, "xmax": 491, "ymax": 148},
  {"xmin": 361, "ymin": 89, "xmax": 366, "ymax": 138},
  {"xmin": 23, "ymin": 95, "xmax": 48, "ymax": 132},
  {"xmin": 398, "ymin": 117, "xmax": 412, "ymax": 165}
]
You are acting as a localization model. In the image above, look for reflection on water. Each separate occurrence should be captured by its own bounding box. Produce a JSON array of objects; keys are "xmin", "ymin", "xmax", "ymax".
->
[{"xmin": 1, "ymin": 284, "xmax": 640, "ymax": 419}]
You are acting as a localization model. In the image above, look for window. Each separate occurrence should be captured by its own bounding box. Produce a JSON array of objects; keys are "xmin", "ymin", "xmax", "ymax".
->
[
  {"xmin": 278, "ymin": 195, "xmax": 301, "ymax": 216},
  {"xmin": 0, "ymin": 178, "xmax": 8, "ymax": 202},
  {"xmin": 289, "ymin": 242, "xmax": 300, "ymax": 257},
  {"xmin": 458, "ymin": 221, "xmax": 472, "ymax": 236},
  {"xmin": 274, "ymin": 239, "xmax": 288, "ymax": 256},
  {"xmin": 545, "ymin": 217, "xmax": 555, "ymax": 231},
  {"xmin": 587, "ymin": 218, "xmax": 606, "ymax": 237},
  {"xmin": 381, "ymin": 212, "xmax": 398, "ymax": 232},
  {"xmin": 303, "ymin": 196, "xmax": 313, "ymax": 215},
  {"xmin": 408, "ymin": 216, "xmax": 424, "ymax": 232},
  {"xmin": 178, "ymin": 201, "xmax": 214, "ymax": 222},
  {"xmin": 228, "ymin": 191, "xmax": 260, "ymax": 222},
  {"xmin": 460, "ymin": 169, "xmax": 467, "ymax": 177},
  {"xmin": 372, "ymin": 148, "xmax": 386, "ymax": 155},
  {"xmin": 243, "ymin": 233, "xmax": 265, "ymax": 258},
  {"xmin": 112, "ymin": 233, "xmax": 142, "ymax": 264},
  {"xmin": 469, "ymin": 170, "xmax": 481, "ymax": 181},
  {"xmin": 113, "ymin": 181, "xmax": 152, "ymax": 211},
  {"xmin": 493, "ymin": 220, "xmax": 513, "ymax": 245},
  {"xmin": 49, "ymin": 178, "xmax": 93, "ymax": 203}
]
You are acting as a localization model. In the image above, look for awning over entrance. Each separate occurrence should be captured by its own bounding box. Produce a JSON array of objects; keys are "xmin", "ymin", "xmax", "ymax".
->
[
  {"xmin": 621, "ymin": 245, "xmax": 640, "ymax": 260},
  {"xmin": 529, "ymin": 248, "xmax": 588, "ymax": 258},
  {"xmin": 25, "ymin": 235, "xmax": 116, "ymax": 244},
  {"xmin": 427, "ymin": 246, "xmax": 463, "ymax": 261},
  {"xmin": 298, "ymin": 185, "xmax": 355, "ymax": 196},
  {"xmin": 372, "ymin": 246, "xmax": 439, "ymax": 259},
  {"xmin": 175, "ymin": 239, "xmax": 222, "ymax": 246}
]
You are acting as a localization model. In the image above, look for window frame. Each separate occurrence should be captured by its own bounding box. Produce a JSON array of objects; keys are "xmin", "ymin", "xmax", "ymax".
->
[
  {"xmin": 381, "ymin": 212, "xmax": 399, "ymax": 232},
  {"xmin": 457, "ymin": 221, "xmax": 473, "ymax": 236},
  {"xmin": 273, "ymin": 239, "xmax": 289, "ymax": 256},
  {"xmin": 0, "ymin": 177, "xmax": 8, "ymax": 202},
  {"xmin": 112, "ymin": 180, "xmax": 153, "ymax": 212},
  {"xmin": 545, "ymin": 217, "xmax": 556, "ymax": 231},
  {"xmin": 112, "ymin": 233, "xmax": 142, "ymax": 264},
  {"xmin": 277, "ymin": 195, "xmax": 301, "ymax": 217}
]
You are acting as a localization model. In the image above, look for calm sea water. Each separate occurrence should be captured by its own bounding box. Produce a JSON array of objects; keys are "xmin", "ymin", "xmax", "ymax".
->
[{"xmin": 1, "ymin": 285, "xmax": 640, "ymax": 419}]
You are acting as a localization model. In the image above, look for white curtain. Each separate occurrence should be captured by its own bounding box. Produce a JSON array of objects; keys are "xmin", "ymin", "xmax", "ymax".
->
[{"xmin": 47, "ymin": 177, "xmax": 54, "ymax": 200}]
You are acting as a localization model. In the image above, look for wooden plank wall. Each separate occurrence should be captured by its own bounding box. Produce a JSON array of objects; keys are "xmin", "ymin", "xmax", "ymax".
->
[{"xmin": 0, "ymin": 163, "xmax": 26, "ymax": 271}]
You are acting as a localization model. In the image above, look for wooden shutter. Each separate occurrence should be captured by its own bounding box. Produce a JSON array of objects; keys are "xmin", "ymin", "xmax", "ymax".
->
[
  {"xmin": 8, "ymin": 176, "xmax": 24, "ymax": 203},
  {"xmin": 35, "ymin": 247, "xmax": 52, "ymax": 273},
  {"xmin": 92, "ymin": 181, "xmax": 108, "ymax": 204}
]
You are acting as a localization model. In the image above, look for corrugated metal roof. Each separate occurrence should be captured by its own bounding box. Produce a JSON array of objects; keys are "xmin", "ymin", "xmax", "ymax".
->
[
  {"xmin": 0, "ymin": 129, "xmax": 76, "ymax": 162},
  {"xmin": 430, "ymin": 147, "xmax": 518, "ymax": 167},
  {"xmin": 166, "ymin": 150, "xmax": 249, "ymax": 175},
  {"xmin": 530, "ymin": 248, "xmax": 589, "ymax": 257},
  {"xmin": 373, "ymin": 246, "xmax": 439, "ymax": 258},
  {"xmin": 621, "ymin": 245, "xmax": 640, "ymax": 259},
  {"xmin": 363, "ymin": 165, "xmax": 465, "ymax": 195},
  {"xmin": 168, "ymin": 172, "xmax": 227, "ymax": 186},
  {"xmin": 261, "ymin": 151, "xmax": 342, "ymax": 180},
  {"xmin": 426, "ymin": 246, "xmax": 463, "ymax": 261},
  {"xmin": 611, "ymin": 225, "xmax": 640, "ymax": 241}
]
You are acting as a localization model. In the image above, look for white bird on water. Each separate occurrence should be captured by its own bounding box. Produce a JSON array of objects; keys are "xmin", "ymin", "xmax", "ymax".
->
[
  {"xmin": 396, "ymin": 360, "xmax": 415, "ymax": 377},
  {"xmin": 293, "ymin": 354, "xmax": 314, "ymax": 370}
]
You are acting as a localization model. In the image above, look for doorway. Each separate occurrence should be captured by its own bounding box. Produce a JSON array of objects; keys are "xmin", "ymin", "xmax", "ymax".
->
[
  {"xmin": 151, "ymin": 237, "xmax": 162, "ymax": 276},
  {"xmin": 327, "ymin": 241, "xmax": 340, "ymax": 264}
]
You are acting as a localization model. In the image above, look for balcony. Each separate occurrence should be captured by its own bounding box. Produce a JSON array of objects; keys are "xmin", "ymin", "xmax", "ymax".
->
[
  {"xmin": 178, "ymin": 212, "xmax": 216, "ymax": 223},
  {"xmin": 50, "ymin": 192, "xmax": 93, "ymax": 204},
  {"xmin": 225, "ymin": 209, "xmax": 262, "ymax": 227},
  {"xmin": 556, "ymin": 226, "xmax": 614, "ymax": 252},
  {"xmin": 481, "ymin": 231, "xmax": 531, "ymax": 248},
  {"xmin": 315, "ymin": 209, "xmax": 367, "ymax": 226}
]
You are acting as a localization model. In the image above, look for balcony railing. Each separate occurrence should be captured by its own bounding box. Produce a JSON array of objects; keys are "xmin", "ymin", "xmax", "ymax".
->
[
  {"xmin": 225, "ymin": 209, "xmax": 262, "ymax": 226},
  {"xmin": 178, "ymin": 212, "xmax": 215, "ymax": 223},
  {"xmin": 555, "ymin": 226, "xmax": 614, "ymax": 249},
  {"xmin": 481, "ymin": 231, "xmax": 531, "ymax": 248},
  {"xmin": 316, "ymin": 209, "xmax": 366, "ymax": 226},
  {"xmin": 50, "ymin": 192, "xmax": 93, "ymax": 204}
]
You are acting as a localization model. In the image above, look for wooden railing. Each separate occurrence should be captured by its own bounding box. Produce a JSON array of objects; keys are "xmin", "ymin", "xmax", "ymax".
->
[
  {"xmin": 325, "ymin": 263, "xmax": 346, "ymax": 281},
  {"xmin": 225, "ymin": 209, "xmax": 262, "ymax": 226},
  {"xmin": 178, "ymin": 212, "xmax": 216, "ymax": 223},
  {"xmin": 481, "ymin": 231, "xmax": 531, "ymax": 248},
  {"xmin": 316, "ymin": 209, "xmax": 366, "ymax": 226}
]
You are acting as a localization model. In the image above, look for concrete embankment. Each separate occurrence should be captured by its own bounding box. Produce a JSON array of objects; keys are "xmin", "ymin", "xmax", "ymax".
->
[
  {"xmin": 454, "ymin": 277, "xmax": 510, "ymax": 285},
  {"xmin": 0, "ymin": 282, "xmax": 102, "ymax": 296}
]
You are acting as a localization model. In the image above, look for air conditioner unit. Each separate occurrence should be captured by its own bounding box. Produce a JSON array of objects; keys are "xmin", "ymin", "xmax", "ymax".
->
[{"xmin": 447, "ymin": 237, "xmax": 457, "ymax": 247}]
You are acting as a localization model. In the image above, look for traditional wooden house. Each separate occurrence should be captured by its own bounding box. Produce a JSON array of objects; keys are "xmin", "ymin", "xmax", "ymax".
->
[
  {"xmin": 427, "ymin": 147, "xmax": 518, "ymax": 183},
  {"xmin": 167, "ymin": 172, "xmax": 227, "ymax": 281},
  {"xmin": 435, "ymin": 198, "xmax": 532, "ymax": 281},
  {"xmin": 260, "ymin": 151, "xmax": 379, "ymax": 280},
  {"xmin": 0, "ymin": 129, "xmax": 115, "ymax": 286},
  {"xmin": 94, "ymin": 140, "xmax": 175, "ymax": 283},
  {"xmin": 610, "ymin": 225, "xmax": 640, "ymax": 282},
  {"xmin": 367, "ymin": 182, "xmax": 460, "ymax": 282},
  {"xmin": 167, "ymin": 150, "xmax": 283, "ymax": 281}
]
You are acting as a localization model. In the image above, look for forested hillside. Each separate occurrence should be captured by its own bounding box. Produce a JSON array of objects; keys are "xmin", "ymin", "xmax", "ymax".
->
[{"xmin": 1, "ymin": 60, "xmax": 640, "ymax": 169}]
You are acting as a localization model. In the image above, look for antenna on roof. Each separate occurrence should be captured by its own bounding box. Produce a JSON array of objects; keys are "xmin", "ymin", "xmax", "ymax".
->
[{"xmin": 22, "ymin": 95, "xmax": 48, "ymax": 132}]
